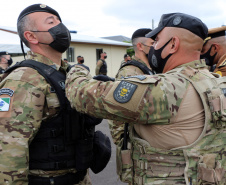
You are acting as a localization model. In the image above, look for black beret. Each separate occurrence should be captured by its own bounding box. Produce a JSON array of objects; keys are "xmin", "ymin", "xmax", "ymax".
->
[
  {"xmin": 145, "ymin": 13, "xmax": 208, "ymax": 40},
  {"xmin": 132, "ymin": 28, "xmax": 152, "ymax": 40},
  {"xmin": 17, "ymin": 4, "xmax": 61, "ymax": 23},
  {"xmin": 0, "ymin": 51, "xmax": 8, "ymax": 56}
]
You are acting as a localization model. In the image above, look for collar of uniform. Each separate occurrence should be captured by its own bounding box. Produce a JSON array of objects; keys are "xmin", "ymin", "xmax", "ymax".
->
[
  {"xmin": 132, "ymin": 55, "xmax": 148, "ymax": 67},
  {"xmin": 175, "ymin": 59, "xmax": 207, "ymax": 70},
  {"xmin": 215, "ymin": 53, "xmax": 226, "ymax": 68},
  {"xmin": 27, "ymin": 51, "xmax": 61, "ymax": 70}
]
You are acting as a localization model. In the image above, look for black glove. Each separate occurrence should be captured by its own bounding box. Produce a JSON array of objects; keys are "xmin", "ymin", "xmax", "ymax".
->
[
  {"xmin": 84, "ymin": 114, "xmax": 102, "ymax": 127},
  {"xmin": 93, "ymin": 74, "xmax": 115, "ymax": 82}
]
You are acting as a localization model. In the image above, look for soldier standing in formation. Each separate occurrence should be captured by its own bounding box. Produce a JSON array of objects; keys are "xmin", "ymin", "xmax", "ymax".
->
[
  {"xmin": 0, "ymin": 4, "xmax": 103, "ymax": 185},
  {"xmin": 108, "ymin": 28, "xmax": 154, "ymax": 184},
  {"xmin": 66, "ymin": 13, "xmax": 226, "ymax": 185},
  {"xmin": 95, "ymin": 52, "xmax": 108, "ymax": 75},
  {"xmin": 201, "ymin": 26, "xmax": 226, "ymax": 76}
]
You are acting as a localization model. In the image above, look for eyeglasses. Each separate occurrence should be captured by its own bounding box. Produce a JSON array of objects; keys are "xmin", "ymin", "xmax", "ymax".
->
[{"xmin": 141, "ymin": 43, "xmax": 152, "ymax": 48}]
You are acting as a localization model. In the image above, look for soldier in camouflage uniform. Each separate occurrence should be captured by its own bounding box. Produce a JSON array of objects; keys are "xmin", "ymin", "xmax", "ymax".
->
[
  {"xmin": 66, "ymin": 13, "xmax": 226, "ymax": 185},
  {"xmin": 108, "ymin": 29, "xmax": 154, "ymax": 184},
  {"xmin": 0, "ymin": 4, "xmax": 94, "ymax": 185},
  {"xmin": 201, "ymin": 26, "xmax": 226, "ymax": 76},
  {"xmin": 95, "ymin": 52, "xmax": 108, "ymax": 75}
]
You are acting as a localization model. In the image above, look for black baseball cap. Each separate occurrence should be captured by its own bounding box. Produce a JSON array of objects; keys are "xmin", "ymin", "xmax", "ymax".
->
[
  {"xmin": 131, "ymin": 28, "xmax": 152, "ymax": 40},
  {"xmin": 17, "ymin": 4, "xmax": 61, "ymax": 23},
  {"xmin": 145, "ymin": 13, "xmax": 208, "ymax": 40},
  {"xmin": 124, "ymin": 54, "xmax": 129, "ymax": 58}
]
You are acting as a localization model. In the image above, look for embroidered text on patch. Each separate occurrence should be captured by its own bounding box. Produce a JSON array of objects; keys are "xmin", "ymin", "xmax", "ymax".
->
[
  {"xmin": 113, "ymin": 81, "xmax": 137, "ymax": 103},
  {"xmin": 0, "ymin": 88, "xmax": 14, "ymax": 97}
]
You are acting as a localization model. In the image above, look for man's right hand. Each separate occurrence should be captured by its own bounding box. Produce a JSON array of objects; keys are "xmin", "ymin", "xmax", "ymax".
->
[{"xmin": 93, "ymin": 74, "xmax": 115, "ymax": 82}]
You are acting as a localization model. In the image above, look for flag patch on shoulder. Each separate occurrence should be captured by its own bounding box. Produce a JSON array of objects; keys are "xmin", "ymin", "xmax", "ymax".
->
[{"xmin": 0, "ymin": 98, "xmax": 11, "ymax": 111}]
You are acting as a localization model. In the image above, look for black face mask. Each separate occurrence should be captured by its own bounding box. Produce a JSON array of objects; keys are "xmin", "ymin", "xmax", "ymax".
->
[
  {"xmin": 32, "ymin": 23, "xmax": 71, "ymax": 53},
  {"xmin": 200, "ymin": 45, "xmax": 217, "ymax": 66},
  {"xmin": 104, "ymin": 56, "xmax": 107, "ymax": 59},
  {"xmin": 148, "ymin": 38, "xmax": 173, "ymax": 73},
  {"xmin": 7, "ymin": 58, "xmax": 13, "ymax": 66},
  {"xmin": 80, "ymin": 60, "xmax": 84, "ymax": 63}
]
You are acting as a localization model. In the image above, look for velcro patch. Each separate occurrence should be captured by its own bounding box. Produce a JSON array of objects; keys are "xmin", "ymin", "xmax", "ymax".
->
[
  {"xmin": 124, "ymin": 75, "xmax": 147, "ymax": 81},
  {"xmin": 0, "ymin": 88, "xmax": 14, "ymax": 97},
  {"xmin": 0, "ymin": 97, "xmax": 11, "ymax": 111},
  {"xmin": 113, "ymin": 81, "xmax": 137, "ymax": 103}
]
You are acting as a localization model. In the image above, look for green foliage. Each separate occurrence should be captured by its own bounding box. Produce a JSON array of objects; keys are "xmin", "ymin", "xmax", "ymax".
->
[{"xmin": 123, "ymin": 41, "xmax": 134, "ymax": 57}]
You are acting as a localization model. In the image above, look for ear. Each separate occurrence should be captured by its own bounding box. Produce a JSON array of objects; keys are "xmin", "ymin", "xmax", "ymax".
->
[
  {"xmin": 212, "ymin": 43, "xmax": 220, "ymax": 53},
  {"xmin": 136, "ymin": 42, "xmax": 143, "ymax": 51},
  {"xmin": 169, "ymin": 37, "xmax": 179, "ymax": 54},
  {"xmin": 24, "ymin": 31, "xmax": 39, "ymax": 45}
]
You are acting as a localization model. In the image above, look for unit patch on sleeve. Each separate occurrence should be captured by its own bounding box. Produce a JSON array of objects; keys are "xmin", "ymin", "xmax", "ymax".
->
[
  {"xmin": 0, "ymin": 97, "xmax": 11, "ymax": 111},
  {"xmin": 113, "ymin": 81, "xmax": 137, "ymax": 103}
]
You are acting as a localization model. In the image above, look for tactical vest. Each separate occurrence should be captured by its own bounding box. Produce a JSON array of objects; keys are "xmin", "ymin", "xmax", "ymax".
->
[
  {"xmin": 129, "ymin": 66, "xmax": 226, "ymax": 185},
  {"xmin": 120, "ymin": 60, "xmax": 154, "ymax": 75},
  {"xmin": 99, "ymin": 59, "xmax": 107, "ymax": 74},
  {"xmin": 5, "ymin": 60, "xmax": 89, "ymax": 184}
]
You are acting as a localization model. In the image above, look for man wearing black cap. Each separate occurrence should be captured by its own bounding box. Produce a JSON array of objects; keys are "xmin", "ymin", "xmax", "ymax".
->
[
  {"xmin": 65, "ymin": 12, "xmax": 226, "ymax": 184},
  {"xmin": 108, "ymin": 28, "xmax": 154, "ymax": 184},
  {"xmin": 120, "ymin": 54, "xmax": 131, "ymax": 67},
  {"xmin": 201, "ymin": 26, "xmax": 226, "ymax": 76},
  {"xmin": 0, "ymin": 3, "xmax": 103, "ymax": 185},
  {"xmin": 0, "ymin": 51, "xmax": 13, "ymax": 74}
]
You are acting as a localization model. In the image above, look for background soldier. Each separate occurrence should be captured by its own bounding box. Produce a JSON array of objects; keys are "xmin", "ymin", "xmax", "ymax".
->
[
  {"xmin": 120, "ymin": 54, "xmax": 131, "ymax": 67},
  {"xmin": 66, "ymin": 13, "xmax": 226, "ymax": 184},
  {"xmin": 0, "ymin": 51, "xmax": 13, "ymax": 74},
  {"xmin": 77, "ymin": 55, "xmax": 90, "ymax": 71},
  {"xmin": 0, "ymin": 4, "xmax": 102, "ymax": 184},
  {"xmin": 95, "ymin": 52, "xmax": 107, "ymax": 75},
  {"xmin": 201, "ymin": 26, "xmax": 226, "ymax": 76}
]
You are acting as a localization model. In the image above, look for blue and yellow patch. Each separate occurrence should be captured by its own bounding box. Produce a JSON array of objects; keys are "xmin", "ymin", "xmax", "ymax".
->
[{"xmin": 113, "ymin": 81, "xmax": 137, "ymax": 103}]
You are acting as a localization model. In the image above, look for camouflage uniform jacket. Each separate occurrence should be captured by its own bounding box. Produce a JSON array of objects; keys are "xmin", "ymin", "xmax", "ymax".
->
[
  {"xmin": 110, "ymin": 55, "xmax": 151, "ymax": 145},
  {"xmin": 0, "ymin": 51, "xmax": 90, "ymax": 185},
  {"xmin": 95, "ymin": 59, "xmax": 107, "ymax": 75},
  {"xmin": 214, "ymin": 53, "xmax": 226, "ymax": 76},
  {"xmin": 66, "ymin": 59, "xmax": 226, "ymax": 184}
]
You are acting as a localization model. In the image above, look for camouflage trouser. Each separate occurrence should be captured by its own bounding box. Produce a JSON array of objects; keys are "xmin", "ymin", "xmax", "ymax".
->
[{"xmin": 108, "ymin": 120, "xmax": 124, "ymax": 146}]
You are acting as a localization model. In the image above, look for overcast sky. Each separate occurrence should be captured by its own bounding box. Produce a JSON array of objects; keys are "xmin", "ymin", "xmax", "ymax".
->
[{"xmin": 1, "ymin": 0, "xmax": 226, "ymax": 39}]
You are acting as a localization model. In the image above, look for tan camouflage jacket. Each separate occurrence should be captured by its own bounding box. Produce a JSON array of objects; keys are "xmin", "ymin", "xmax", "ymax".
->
[
  {"xmin": 66, "ymin": 59, "xmax": 226, "ymax": 184},
  {"xmin": 214, "ymin": 53, "xmax": 226, "ymax": 76},
  {"xmin": 0, "ymin": 51, "xmax": 87, "ymax": 185}
]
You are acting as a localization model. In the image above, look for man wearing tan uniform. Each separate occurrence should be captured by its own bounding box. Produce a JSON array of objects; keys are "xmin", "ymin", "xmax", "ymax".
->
[{"xmin": 201, "ymin": 26, "xmax": 226, "ymax": 76}]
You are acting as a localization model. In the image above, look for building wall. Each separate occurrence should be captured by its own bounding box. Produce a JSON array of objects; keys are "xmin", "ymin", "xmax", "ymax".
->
[
  {"xmin": 11, "ymin": 43, "xmax": 128, "ymax": 77},
  {"xmin": 69, "ymin": 43, "xmax": 127, "ymax": 77}
]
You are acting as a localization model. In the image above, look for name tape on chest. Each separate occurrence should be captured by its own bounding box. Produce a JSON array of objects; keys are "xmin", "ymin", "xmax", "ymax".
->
[{"xmin": 113, "ymin": 81, "xmax": 137, "ymax": 103}]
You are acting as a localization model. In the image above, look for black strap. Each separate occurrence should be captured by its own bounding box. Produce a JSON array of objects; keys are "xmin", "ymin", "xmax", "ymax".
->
[
  {"xmin": 28, "ymin": 171, "xmax": 86, "ymax": 185},
  {"xmin": 120, "ymin": 60, "xmax": 154, "ymax": 75},
  {"xmin": 5, "ymin": 60, "xmax": 67, "ymax": 108}
]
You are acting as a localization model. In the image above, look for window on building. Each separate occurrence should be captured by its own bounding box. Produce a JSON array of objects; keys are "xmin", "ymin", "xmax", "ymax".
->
[
  {"xmin": 66, "ymin": 47, "xmax": 75, "ymax": 62},
  {"xmin": 96, "ymin": 48, "xmax": 103, "ymax": 62}
]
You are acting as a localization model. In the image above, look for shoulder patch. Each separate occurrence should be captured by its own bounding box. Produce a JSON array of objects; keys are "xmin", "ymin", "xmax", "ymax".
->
[
  {"xmin": 0, "ymin": 88, "xmax": 14, "ymax": 97},
  {"xmin": 113, "ymin": 81, "xmax": 137, "ymax": 103},
  {"xmin": 0, "ymin": 97, "xmax": 11, "ymax": 111},
  {"xmin": 124, "ymin": 75, "xmax": 147, "ymax": 81}
]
